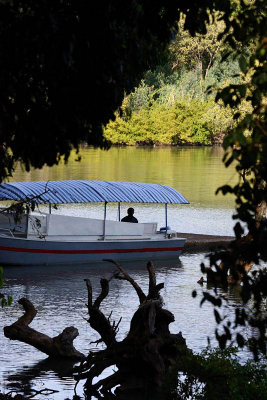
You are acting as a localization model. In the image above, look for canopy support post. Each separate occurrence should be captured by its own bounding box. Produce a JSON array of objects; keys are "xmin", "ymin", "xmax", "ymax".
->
[
  {"xmin": 165, "ymin": 203, "xmax": 168, "ymax": 238},
  {"xmin": 25, "ymin": 207, "xmax": 29, "ymax": 238},
  {"xmin": 118, "ymin": 202, "xmax": 121, "ymax": 221},
  {"xmin": 103, "ymin": 201, "xmax": 107, "ymax": 239},
  {"xmin": 49, "ymin": 204, "xmax": 52, "ymax": 214}
]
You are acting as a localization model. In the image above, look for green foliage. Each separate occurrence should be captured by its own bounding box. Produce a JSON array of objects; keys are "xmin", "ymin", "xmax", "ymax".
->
[
  {"xmin": 198, "ymin": 0, "xmax": 267, "ymax": 359},
  {"xmin": 0, "ymin": 0, "xmax": 184, "ymax": 182},
  {"xmin": 161, "ymin": 347, "xmax": 267, "ymax": 400},
  {"xmin": 125, "ymin": 80, "xmax": 157, "ymax": 114},
  {"xmin": 104, "ymin": 9, "xmax": 250, "ymax": 147},
  {"xmin": 0, "ymin": 0, "xmax": 257, "ymax": 182},
  {"xmin": 169, "ymin": 13, "xmax": 226, "ymax": 80},
  {"xmin": 0, "ymin": 0, "xmax": 261, "ymax": 182},
  {"xmin": 105, "ymin": 97, "xmax": 233, "ymax": 146}
]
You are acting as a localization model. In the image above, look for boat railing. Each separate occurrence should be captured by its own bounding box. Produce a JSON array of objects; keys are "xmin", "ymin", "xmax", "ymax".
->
[
  {"xmin": 0, "ymin": 227, "xmax": 15, "ymax": 237},
  {"xmin": 0, "ymin": 212, "xmax": 28, "ymax": 237},
  {"xmin": 0, "ymin": 227, "xmax": 28, "ymax": 238}
]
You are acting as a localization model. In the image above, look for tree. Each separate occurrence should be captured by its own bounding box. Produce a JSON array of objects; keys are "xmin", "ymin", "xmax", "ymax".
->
[
  {"xmin": 0, "ymin": 0, "xmax": 255, "ymax": 183},
  {"xmin": 169, "ymin": 14, "xmax": 226, "ymax": 81},
  {"xmin": 197, "ymin": 0, "xmax": 267, "ymax": 358},
  {"xmin": 0, "ymin": 0, "xmax": 182, "ymax": 181},
  {"xmin": 106, "ymin": 0, "xmax": 267, "ymax": 358}
]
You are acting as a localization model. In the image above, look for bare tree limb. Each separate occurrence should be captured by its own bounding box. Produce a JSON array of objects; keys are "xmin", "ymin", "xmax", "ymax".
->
[
  {"xmin": 94, "ymin": 278, "xmax": 109, "ymax": 309},
  {"xmin": 147, "ymin": 261, "xmax": 157, "ymax": 296},
  {"xmin": 84, "ymin": 279, "xmax": 93, "ymax": 308},
  {"xmin": 147, "ymin": 283, "xmax": 164, "ymax": 301},
  {"xmin": 104, "ymin": 259, "xmax": 146, "ymax": 304},
  {"xmin": 85, "ymin": 278, "xmax": 117, "ymax": 346},
  {"xmin": 4, "ymin": 298, "xmax": 84, "ymax": 359},
  {"xmin": 16, "ymin": 298, "xmax": 37, "ymax": 326}
]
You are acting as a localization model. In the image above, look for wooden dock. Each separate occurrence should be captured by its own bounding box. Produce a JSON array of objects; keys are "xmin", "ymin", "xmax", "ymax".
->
[{"xmin": 177, "ymin": 232, "xmax": 234, "ymax": 253}]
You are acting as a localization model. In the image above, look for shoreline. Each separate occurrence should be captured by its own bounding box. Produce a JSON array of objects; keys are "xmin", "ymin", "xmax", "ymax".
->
[{"xmin": 177, "ymin": 232, "xmax": 234, "ymax": 253}]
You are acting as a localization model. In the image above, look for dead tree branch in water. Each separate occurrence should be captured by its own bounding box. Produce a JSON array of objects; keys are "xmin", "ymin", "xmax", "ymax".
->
[
  {"xmin": 84, "ymin": 278, "xmax": 118, "ymax": 347},
  {"xmin": 4, "ymin": 298, "xmax": 84, "ymax": 360},
  {"xmin": 75, "ymin": 261, "xmax": 190, "ymax": 400},
  {"xmin": 105, "ymin": 258, "xmax": 147, "ymax": 304}
]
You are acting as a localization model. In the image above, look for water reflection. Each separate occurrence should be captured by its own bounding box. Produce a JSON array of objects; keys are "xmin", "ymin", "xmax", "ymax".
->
[
  {"xmin": 6, "ymin": 146, "xmax": 237, "ymax": 236},
  {"xmin": 11, "ymin": 146, "xmax": 236, "ymax": 209},
  {"xmin": 5, "ymin": 358, "xmax": 77, "ymax": 397},
  {"xmin": 0, "ymin": 255, "xmax": 253, "ymax": 399}
]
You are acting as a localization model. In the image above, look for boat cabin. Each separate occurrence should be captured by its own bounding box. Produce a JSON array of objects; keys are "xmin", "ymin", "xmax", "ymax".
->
[{"xmin": 0, "ymin": 210, "xmax": 158, "ymax": 241}]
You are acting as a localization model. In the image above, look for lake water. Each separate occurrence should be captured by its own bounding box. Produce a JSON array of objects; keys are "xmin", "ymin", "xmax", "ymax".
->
[
  {"xmin": 9, "ymin": 146, "xmax": 237, "ymax": 235},
  {"xmin": 0, "ymin": 146, "xmax": 245, "ymax": 399}
]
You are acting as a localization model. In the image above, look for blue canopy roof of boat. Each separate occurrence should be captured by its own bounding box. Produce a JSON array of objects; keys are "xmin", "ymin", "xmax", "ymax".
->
[{"xmin": 0, "ymin": 180, "xmax": 189, "ymax": 204}]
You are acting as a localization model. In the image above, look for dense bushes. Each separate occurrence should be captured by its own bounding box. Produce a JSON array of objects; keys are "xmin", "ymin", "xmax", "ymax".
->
[
  {"xmin": 104, "ymin": 14, "xmax": 252, "ymax": 147},
  {"xmin": 169, "ymin": 347, "xmax": 267, "ymax": 400},
  {"xmin": 104, "ymin": 97, "xmax": 234, "ymax": 146}
]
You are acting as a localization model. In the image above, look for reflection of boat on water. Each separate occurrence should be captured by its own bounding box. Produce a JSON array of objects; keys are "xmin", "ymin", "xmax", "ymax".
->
[{"xmin": 0, "ymin": 180, "xmax": 189, "ymax": 266}]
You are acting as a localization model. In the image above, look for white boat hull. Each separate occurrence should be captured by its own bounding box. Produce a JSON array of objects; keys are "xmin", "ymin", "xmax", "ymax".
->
[{"xmin": 0, "ymin": 235, "xmax": 186, "ymax": 266}]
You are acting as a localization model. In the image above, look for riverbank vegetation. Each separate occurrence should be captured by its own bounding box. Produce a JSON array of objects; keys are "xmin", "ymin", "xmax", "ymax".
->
[
  {"xmin": 104, "ymin": 14, "xmax": 252, "ymax": 146},
  {"xmin": 166, "ymin": 347, "xmax": 267, "ymax": 400}
]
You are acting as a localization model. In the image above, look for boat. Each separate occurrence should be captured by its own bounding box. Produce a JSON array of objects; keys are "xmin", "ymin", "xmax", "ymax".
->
[{"xmin": 0, "ymin": 180, "xmax": 189, "ymax": 266}]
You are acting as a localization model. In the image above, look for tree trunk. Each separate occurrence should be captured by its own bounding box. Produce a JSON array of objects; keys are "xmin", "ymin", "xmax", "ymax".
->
[{"xmin": 74, "ymin": 261, "xmax": 191, "ymax": 400}]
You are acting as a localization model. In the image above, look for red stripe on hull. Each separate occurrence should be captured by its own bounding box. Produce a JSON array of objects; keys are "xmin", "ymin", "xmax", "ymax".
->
[{"xmin": 0, "ymin": 245, "xmax": 183, "ymax": 255}]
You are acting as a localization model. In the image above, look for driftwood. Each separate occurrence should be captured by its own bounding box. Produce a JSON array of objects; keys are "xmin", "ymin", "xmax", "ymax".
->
[
  {"xmin": 74, "ymin": 260, "xmax": 190, "ymax": 400},
  {"xmin": 4, "ymin": 298, "xmax": 84, "ymax": 360}
]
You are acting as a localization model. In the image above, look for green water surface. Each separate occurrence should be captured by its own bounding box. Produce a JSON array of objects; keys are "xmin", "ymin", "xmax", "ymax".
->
[{"xmin": 11, "ymin": 146, "xmax": 236, "ymax": 209}]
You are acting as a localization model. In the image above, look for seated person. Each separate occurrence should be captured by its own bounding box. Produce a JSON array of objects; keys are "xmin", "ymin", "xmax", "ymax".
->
[{"xmin": 121, "ymin": 207, "xmax": 138, "ymax": 223}]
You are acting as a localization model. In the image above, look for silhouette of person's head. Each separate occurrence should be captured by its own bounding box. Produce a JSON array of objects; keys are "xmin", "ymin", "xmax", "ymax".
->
[
  {"xmin": 127, "ymin": 207, "xmax": 134, "ymax": 216},
  {"xmin": 121, "ymin": 207, "xmax": 138, "ymax": 223}
]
